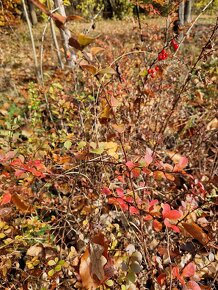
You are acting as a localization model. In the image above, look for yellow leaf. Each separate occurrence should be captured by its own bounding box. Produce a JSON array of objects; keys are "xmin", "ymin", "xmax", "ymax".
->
[
  {"xmin": 97, "ymin": 67, "xmax": 117, "ymax": 75},
  {"xmin": 78, "ymin": 33, "xmax": 95, "ymax": 47},
  {"xmin": 80, "ymin": 64, "xmax": 98, "ymax": 75},
  {"xmin": 99, "ymin": 104, "xmax": 112, "ymax": 124}
]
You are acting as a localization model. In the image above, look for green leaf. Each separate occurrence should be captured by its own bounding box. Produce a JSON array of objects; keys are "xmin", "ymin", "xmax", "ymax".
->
[
  {"xmin": 78, "ymin": 141, "xmax": 87, "ymax": 149},
  {"xmin": 90, "ymin": 147, "xmax": 105, "ymax": 155},
  {"xmin": 105, "ymin": 280, "xmax": 114, "ymax": 287},
  {"xmin": 54, "ymin": 264, "xmax": 62, "ymax": 272},
  {"xmin": 48, "ymin": 269, "xmax": 55, "ymax": 276},
  {"xmin": 58, "ymin": 260, "xmax": 66, "ymax": 266},
  {"xmin": 127, "ymin": 271, "xmax": 136, "ymax": 283},
  {"xmin": 64, "ymin": 140, "xmax": 72, "ymax": 150}
]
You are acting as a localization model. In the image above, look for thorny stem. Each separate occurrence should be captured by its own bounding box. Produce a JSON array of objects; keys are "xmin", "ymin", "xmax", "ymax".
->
[{"xmin": 166, "ymin": 227, "xmax": 173, "ymax": 290}]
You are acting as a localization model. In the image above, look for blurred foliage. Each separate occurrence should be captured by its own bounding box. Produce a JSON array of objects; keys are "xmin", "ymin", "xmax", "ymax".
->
[
  {"xmin": 0, "ymin": 0, "xmax": 21, "ymax": 26},
  {"xmin": 194, "ymin": 0, "xmax": 218, "ymax": 14}
]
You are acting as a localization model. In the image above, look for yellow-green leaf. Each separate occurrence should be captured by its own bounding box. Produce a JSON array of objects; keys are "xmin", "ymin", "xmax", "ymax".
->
[
  {"xmin": 48, "ymin": 269, "xmax": 55, "ymax": 276},
  {"xmin": 78, "ymin": 33, "xmax": 95, "ymax": 47},
  {"xmin": 48, "ymin": 259, "xmax": 57, "ymax": 266}
]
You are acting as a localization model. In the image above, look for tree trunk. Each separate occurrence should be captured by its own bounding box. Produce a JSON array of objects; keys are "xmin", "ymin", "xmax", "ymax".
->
[
  {"xmin": 178, "ymin": 0, "xmax": 185, "ymax": 40},
  {"xmin": 178, "ymin": 0, "xmax": 185, "ymax": 26},
  {"xmin": 184, "ymin": 0, "xmax": 192, "ymax": 23},
  {"xmin": 54, "ymin": 0, "xmax": 76, "ymax": 67},
  {"xmin": 28, "ymin": 0, "xmax": 38, "ymax": 25}
]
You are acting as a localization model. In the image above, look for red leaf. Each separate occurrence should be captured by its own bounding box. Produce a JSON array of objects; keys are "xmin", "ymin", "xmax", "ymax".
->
[
  {"xmin": 123, "ymin": 196, "xmax": 134, "ymax": 203},
  {"xmin": 174, "ymin": 156, "xmax": 188, "ymax": 172},
  {"xmin": 172, "ymin": 266, "xmax": 180, "ymax": 278},
  {"xmin": 182, "ymin": 262, "xmax": 196, "ymax": 278},
  {"xmin": 129, "ymin": 206, "xmax": 139, "ymax": 215},
  {"xmin": 126, "ymin": 161, "xmax": 136, "ymax": 170},
  {"xmin": 1, "ymin": 192, "xmax": 12, "ymax": 205},
  {"xmin": 108, "ymin": 197, "xmax": 128, "ymax": 211},
  {"xmin": 144, "ymin": 152, "xmax": 153, "ymax": 166},
  {"xmin": 15, "ymin": 169, "xmax": 26, "ymax": 177},
  {"xmin": 132, "ymin": 167, "xmax": 141, "ymax": 178},
  {"xmin": 157, "ymin": 273, "xmax": 166, "ymax": 286},
  {"xmin": 144, "ymin": 214, "xmax": 153, "ymax": 221},
  {"xmin": 149, "ymin": 199, "xmax": 159, "ymax": 211},
  {"xmin": 162, "ymin": 204, "xmax": 182, "ymax": 220},
  {"xmin": 172, "ymin": 266, "xmax": 185, "ymax": 285},
  {"xmin": 102, "ymin": 187, "xmax": 112, "ymax": 196},
  {"xmin": 164, "ymin": 219, "xmax": 180, "ymax": 233},
  {"xmin": 164, "ymin": 210, "xmax": 182, "ymax": 220},
  {"xmin": 185, "ymin": 281, "xmax": 201, "ymax": 290},
  {"xmin": 117, "ymin": 175, "xmax": 125, "ymax": 183},
  {"xmin": 162, "ymin": 203, "xmax": 171, "ymax": 217},
  {"xmin": 116, "ymin": 188, "xmax": 124, "ymax": 198},
  {"xmin": 170, "ymin": 224, "xmax": 180, "ymax": 233}
]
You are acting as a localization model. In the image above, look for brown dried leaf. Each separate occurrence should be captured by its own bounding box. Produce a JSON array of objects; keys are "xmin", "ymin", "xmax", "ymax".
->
[
  {"xmin": 182, "ymin": 222, "xmax": 210, "ymax": 246},
  {"xmin": 11, "ymin": 193, "xmax": 31, "ymax": 212},
  {"xmin": 90, "ymin": 47, "xmax": 105, "ymax": 56},
  {"xmin": 29, "ymin": 0, "xmax": 49, "ymax": 15},
  {"xmin": 66, "ymin": 15, "xmax": 84, "ymax": 22},
  {"xmin": 69, "ymin": 37, "xmax": 82, "ymax": 50},
  {"xmin": 0, "ymin": 207, "xmax": 12, "ymax": 217},
  {"xmin": 80, "ymin": 65, "xmax": 98, "ymax": 75},
  {"xmin": 111, "ymin": 124, "xmax": 125, "ymax": 134},
  {"xmin": 79, "ymin": 248, "xmax": 99, "ymax": 290},
  {"xmin": 90, "ymin": 243, "xmax": 107, "ymax": 281}
]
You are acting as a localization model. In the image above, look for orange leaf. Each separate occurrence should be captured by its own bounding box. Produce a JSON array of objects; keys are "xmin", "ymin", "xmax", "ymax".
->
[
  {"xmin": 11, "ymin": 193, "xmax": 31, "ymax": 212},
  {"xmin": 1, "ymin": 192, "xmax": 12, "ymax": 205},
  {"xmin": 90, "ymin": 47, "xmax": 105, "ymax": 56},
  {"xmin": 157, "ymin": 273, "xmax": 166, "ymax": 285},
  {"xmin": 182, "ymin": 222, "xmax": 210, "ymax": 246},
  {"xmin": 66, "ymin": 15, "xmax": 84, "ymax": 22},
  {"xmin": 153, "ymin": 219, "xmax": 163, "ymax": 232}
]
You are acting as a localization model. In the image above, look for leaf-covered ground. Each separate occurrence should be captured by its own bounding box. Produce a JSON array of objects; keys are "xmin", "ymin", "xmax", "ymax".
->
[{"xmin": 0, "ymin": 16, "xmax": 217, "ymax": 290}]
